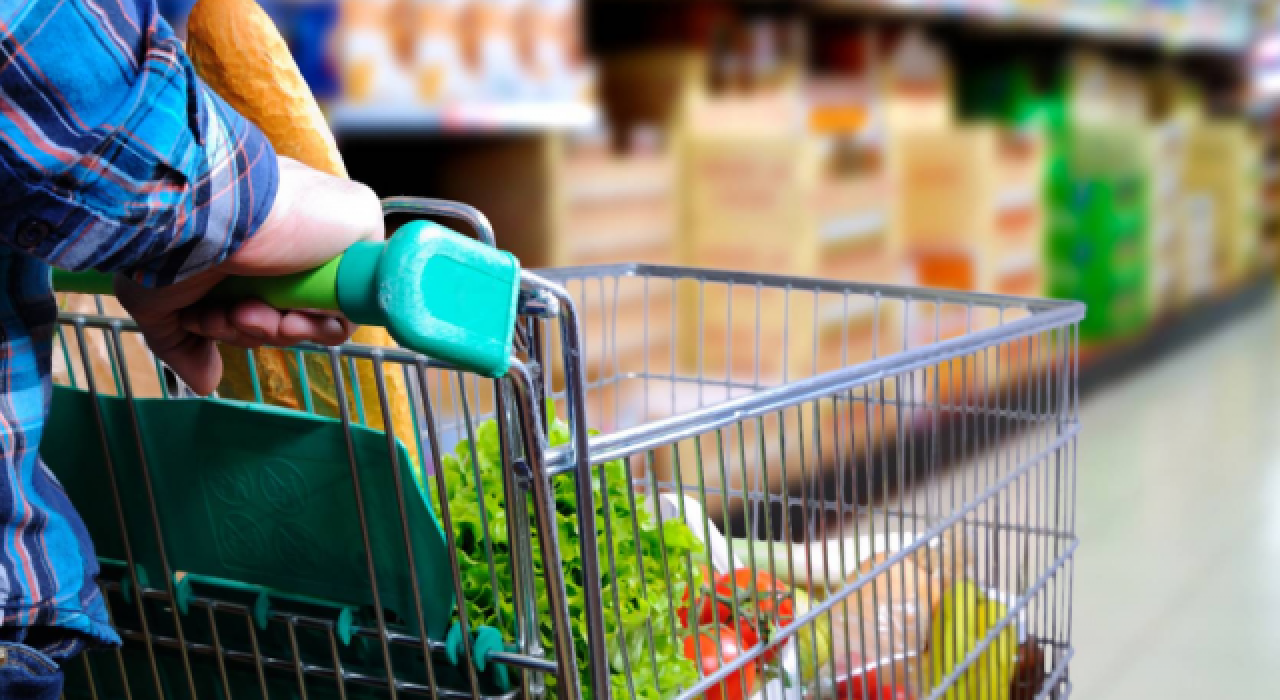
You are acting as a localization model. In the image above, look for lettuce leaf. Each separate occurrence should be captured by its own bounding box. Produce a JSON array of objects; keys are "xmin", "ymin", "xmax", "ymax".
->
[{"xmin": 429, "ymin": 402, "xmax": 702, "ymax": 699}]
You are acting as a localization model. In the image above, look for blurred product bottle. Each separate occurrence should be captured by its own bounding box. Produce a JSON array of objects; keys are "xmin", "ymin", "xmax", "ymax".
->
[
  {"xmin": 884, "ymin": 30, "xmax": 951, "ymax": 131},
  {"xmin": 460, "ymin": 0, "xmax": 529, "ymax": 99},
  {"xmin": 340, "ymin": 0, "xmax": 415, "ymax": 102},
  {"xmin": 745, "ymin": 19, "xmax": 778, "ymax": 92},
  {"xmin": 525, "ymin": 0, "xmax": 584, "ymax": 100},
  {"xmin": 708, "ymin": 22, "xmax": 745, "ymax": 95},
  {"xmin": 779, "ymin": 18, "xmax": 807, "ymax": 88},
  {"xmin": 411, "ymin": 0, "xmax": 473, "ymax": 103}
]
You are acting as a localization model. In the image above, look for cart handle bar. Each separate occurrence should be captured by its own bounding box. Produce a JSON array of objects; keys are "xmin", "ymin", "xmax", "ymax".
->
[{"xmin": 52, "ymin": 198, "xmax": 520, "ymax": 379}]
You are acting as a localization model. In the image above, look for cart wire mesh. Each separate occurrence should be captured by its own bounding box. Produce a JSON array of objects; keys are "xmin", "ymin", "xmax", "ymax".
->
[{"xmin": 49, "ymin": 261, "xmax": 1082, "ymax": 700}]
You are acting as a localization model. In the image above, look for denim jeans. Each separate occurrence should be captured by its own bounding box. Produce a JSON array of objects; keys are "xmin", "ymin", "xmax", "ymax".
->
[
  {"xmin": 0, "ymin": 641, "xmax": 63, "ymax": 700},
  {"xmin": 0, "ymin": 627, "xmax": 86, "ymax": 700}
]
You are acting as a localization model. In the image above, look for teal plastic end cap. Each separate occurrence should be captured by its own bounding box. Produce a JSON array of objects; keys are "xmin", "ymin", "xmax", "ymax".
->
[
  {"xmin": 336, "ymin": 607, "xmax": 354, "ymax": 646},
  {"xmin": 173, "ymin": 574, "xmax": 193, "ymax": 615},
  {"xmin": 119, "ymin": 564, "xmax": 150, "ymax": 606},
  {"xmin": 473, "ymin": 626, "xmax": 511, "ymax": 691},
  {"xmin": 253, "ymin": 591, "xmax": 272, "ymax": 631},
  {"xmin": 445, "ymin": 622, "xmax": 464, "ymax": 666},
  {"xmin": 379, "ymin": 221, "xmax": 520, "ymax": 378}
]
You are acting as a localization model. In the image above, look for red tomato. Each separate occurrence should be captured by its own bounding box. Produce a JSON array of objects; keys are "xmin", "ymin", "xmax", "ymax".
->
[
  {"xmin": 679, "ymin": 568, "xmax": 794, "ymax": 631},
  {"xmin": 731, "ymin": 618, "xmax": 759, "ymax": 650},
  {"xmin": 711, "ymin": 569, "xmax": 793, "ymax": 661},
  {"xmin": 682, "ymin": 625, "xmax": 759, "ymax": 700},
  {"xmin": 678, "ymin": 595, "xmax": 694, "ymax": 628},
  {"xmin": 713, "ymin": 569, "xmax": 794, "ymax": 627},
  {"xmin": 678, "ymin": 565, "xmax": 715, "ymax": 629},
  {"xmin": 679, "ymin": 593, "xmax": 721, "ymax": 629}
]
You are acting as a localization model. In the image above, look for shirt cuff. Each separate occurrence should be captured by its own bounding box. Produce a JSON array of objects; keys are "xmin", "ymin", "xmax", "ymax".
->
[
  {"xmin": 126, "ymin": 84, "xmax": 280, "ymax": 287},
  {"xmin": 3, "ymin": 83, "xmax": 281, "ymax": 287}
]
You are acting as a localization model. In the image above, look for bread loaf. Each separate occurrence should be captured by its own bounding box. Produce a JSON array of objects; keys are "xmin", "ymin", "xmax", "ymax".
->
[
  {"xmin": 54, "ymin": 294, "xmax": 165, "ymax": 399},
  {"xmin": 186, "ymin": 0, "xmax": 348, "ymax": 178},
  {"xmin": 186, "ymin": 0, "xmax": 419, "ymax": 465}
]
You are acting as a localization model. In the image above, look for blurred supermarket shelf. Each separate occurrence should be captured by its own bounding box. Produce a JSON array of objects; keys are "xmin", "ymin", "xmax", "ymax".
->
[
  {"xmin": 735, "ymin": 274, "xmax": 1276, "ymax": 541},
  {"xmin": 328, "ymin": 101, "xmax": 602, "ymax": 137},
  {"xmin": 818, "ymin": 211, "xmax": 890, "ymax": 245},
  {"xmin": 1077, "ymin": 272, "xmax": 1276, "ymax": 395},
  {"xmin": 806, "ymin": 0, "xmax": 1251, "ymax": 54}
]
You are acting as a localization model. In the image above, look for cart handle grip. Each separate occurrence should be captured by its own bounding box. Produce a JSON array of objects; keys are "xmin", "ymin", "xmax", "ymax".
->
[
  {"xmin": 54, "ymin": 259, "xmax": 345, "ymax": 312},
  {"xmin": 52, "ymin": 221, "xmax": 522, "ymax": 378}
]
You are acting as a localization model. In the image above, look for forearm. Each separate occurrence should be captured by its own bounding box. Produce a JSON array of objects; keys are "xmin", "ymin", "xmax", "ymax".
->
[{"xmin": 0, "ymin": 0, "xmax": 278, "ymax": 284}]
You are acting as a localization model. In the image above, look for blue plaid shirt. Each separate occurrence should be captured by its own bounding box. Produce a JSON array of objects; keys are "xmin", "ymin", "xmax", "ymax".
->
[{"xmin": 0, "ymin": 0, "xmax": 279, "ymax": 647}]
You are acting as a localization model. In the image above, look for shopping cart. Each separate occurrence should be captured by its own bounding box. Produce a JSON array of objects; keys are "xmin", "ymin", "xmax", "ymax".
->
[{"xmin": 47, "ymin": 198, "xmax": 1083, "ymax": 700}]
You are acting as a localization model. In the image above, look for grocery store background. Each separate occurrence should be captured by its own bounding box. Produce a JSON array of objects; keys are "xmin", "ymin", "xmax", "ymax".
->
[{"xmin": 162, "ymin": 0, "xmax": 1276, "ymax": 696}]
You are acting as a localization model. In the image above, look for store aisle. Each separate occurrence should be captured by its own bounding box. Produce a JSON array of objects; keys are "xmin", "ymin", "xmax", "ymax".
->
[{"xmin": 1072, "ymin": 294, "xmax": 1280, "ymax": 698}]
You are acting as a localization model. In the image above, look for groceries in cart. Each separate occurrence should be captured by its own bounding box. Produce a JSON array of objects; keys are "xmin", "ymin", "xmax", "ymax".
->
[
  {"xmin": 51, "ymin": 254, "xmax": 1075, "ymax": 700},
  {"xmin": 429, "ymin": 404, "xmax": 705, "ymax": 700},
  {"xmin": 43, "ymin": 0, "xmax": 1081, "ymax": 697},
  {"xmin": 51, "ymin": 207, "xmax": 1077, "ymax": 700},
  {"xmin": 426, "ymin": 396, "xmax": 1050, "ymax": 700},
  {"xmin": 49, "ymin": 261, "xmax": 1075, "ymax": 700}
]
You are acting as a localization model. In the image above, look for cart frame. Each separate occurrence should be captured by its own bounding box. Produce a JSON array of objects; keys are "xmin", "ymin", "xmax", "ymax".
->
[{"xmin": 50, "ymin": 198, "xmax": 1084, "ymax": 700}]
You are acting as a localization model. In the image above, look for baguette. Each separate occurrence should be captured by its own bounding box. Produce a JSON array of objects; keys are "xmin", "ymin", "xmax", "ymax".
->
[
  {"xmin": 186, "ymin": 0, "xmax": 348, "ymax": 179},
  {"xmin": 186, "ymin": 0, "xmax": 419, "ymax": 466}
]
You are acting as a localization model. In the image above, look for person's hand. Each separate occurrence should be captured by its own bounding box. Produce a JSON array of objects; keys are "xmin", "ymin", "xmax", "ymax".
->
[{"xmin": 115, "ymin": 156, "xmax": 384, "ymax": 396}]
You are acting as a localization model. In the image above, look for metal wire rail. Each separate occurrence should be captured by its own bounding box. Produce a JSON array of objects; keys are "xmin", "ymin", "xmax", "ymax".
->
[{"xmin": 50, "ymin": 205, "xmax": 1083, "ymax": 700}]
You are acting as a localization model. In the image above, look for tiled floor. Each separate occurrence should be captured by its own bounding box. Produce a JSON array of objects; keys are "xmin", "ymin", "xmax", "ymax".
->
[{"xmin": 1071, "ymin": 294, "xmax": 1280, "ymax": 699}]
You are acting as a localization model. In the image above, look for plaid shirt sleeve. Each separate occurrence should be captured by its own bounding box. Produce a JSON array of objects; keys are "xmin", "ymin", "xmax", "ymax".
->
[
  {"xmin": 0, "ymin": 0, "xmax": 281, "ymax": 653},
  {"xmin": 0, "ymin": 0, "xmax": 280, "ymax": 286}
]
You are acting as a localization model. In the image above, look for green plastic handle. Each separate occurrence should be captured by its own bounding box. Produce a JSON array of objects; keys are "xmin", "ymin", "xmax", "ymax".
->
[
  {"xmin": 51, "ymin": 222, "xmax": 522, "ymax": 378},
  {"xmin": 52, "ymin": 260, "xmax": 343, "ymax": 312},
  {"xmin": 52, "ymin": 269, "xmax": 117, "ymax": 296}
]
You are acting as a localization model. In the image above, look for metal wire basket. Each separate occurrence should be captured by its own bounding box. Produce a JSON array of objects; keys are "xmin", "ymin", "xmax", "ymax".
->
[{"xmin": 48, "ymin": 200, "xmax": 1083, "ymax": 700}]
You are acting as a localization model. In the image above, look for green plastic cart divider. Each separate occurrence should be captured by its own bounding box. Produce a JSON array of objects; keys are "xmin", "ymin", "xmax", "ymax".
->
[{"xmin": 43, "ymin": 387, "xmax": 455, "ymax": 644}]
